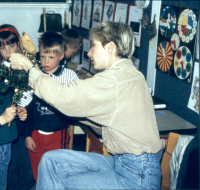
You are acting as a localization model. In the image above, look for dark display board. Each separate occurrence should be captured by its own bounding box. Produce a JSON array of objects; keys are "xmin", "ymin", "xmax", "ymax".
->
[
  {"xmin": 156, "ymin": 4, "xmax": 198, "ymax": 83},
  {"xmin": 154, "ymin": 0, "xmax": 199, "ymax": 133}
]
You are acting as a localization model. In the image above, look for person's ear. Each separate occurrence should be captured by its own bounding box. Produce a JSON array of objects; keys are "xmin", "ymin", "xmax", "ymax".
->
[
  {"xmin": 107, "ymin": 41, "xmax": 116, "ymax": 54},
  {"xmin": 59, "ymin": 52, "xmax": 64, "ymax": 60},
  {"xmin": 65, "ymin": 44, "xmax": 70, "ymax": 51}
]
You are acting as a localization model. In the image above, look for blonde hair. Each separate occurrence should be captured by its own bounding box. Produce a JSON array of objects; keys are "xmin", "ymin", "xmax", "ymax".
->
[
  {"xmin": 90, "ymin": 21, "xmax": 135, "ymax": 58},
  {"xmin": 38, "ymin": 32, "xmax": 64, "ymax": 56}
]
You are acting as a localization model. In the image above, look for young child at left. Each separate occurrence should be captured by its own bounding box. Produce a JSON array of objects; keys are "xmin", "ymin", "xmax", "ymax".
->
[
  {"xmin": 24, "ymin": 31, "xmax": 79, "ymax": 183},
  {"xmin": 0, "ymin": 24, "xmax": 32, "ymax": 190}
]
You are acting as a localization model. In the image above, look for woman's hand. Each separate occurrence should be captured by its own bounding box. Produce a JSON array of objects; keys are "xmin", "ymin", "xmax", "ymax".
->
[
  {"xmin": 0, "ymin": 106, "xmax": 17, "ymax": 125},
  {"xmin": 10, "ymin": 53, "xmax": 33, "ymax": 72},
  {"xmin": 17, "ymin": 106, "xmax": 27, "ymax": 121},
  {"xmin": 25, "ymin": 137, "xmax": 37, "ymax": 153}
]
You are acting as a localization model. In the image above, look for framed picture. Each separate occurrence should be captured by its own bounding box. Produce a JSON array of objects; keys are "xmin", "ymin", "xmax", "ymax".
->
[
  {"xmin": 92, "ymin": 0, "xmax": 103, "ymax": 28},
  {"xmin": 82, "ymin": 38, "xmax": 91, "ymax": 70},
  {"xmin": 81, "ymin": 0, "xmax": 92, "ymax": 30},
  {"xmin": 113, "ymin": 2, "xmax": 128, "ymax": 23},
  {"xmin": 127, "ymin": 3, "xmax": 143, "ymax": 47},
  {"xmin": 102, "ymin": 0, "xmax": 116, "ymax": 22},
  {"xmin": 72, "ymin": 0, "xmax": 82, "ymax": 27}
]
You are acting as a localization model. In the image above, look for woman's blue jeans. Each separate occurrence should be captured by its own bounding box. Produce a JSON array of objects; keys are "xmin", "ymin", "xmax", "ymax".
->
[
  {"xmin": 36, "ymin": 149, "xmax": 163, "ymax": 190},
  {"xmin": 0, "ymin": 143, "xmax": 11, "ymax": 190}
]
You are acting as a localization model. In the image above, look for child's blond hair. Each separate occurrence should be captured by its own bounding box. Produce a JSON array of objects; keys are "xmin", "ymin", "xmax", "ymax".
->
[{"xmin": 38, "ymin": 32, "xmax": 64, "ymax": 56}]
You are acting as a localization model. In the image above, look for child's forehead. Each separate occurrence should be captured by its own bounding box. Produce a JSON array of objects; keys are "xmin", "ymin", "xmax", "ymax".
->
[{"xmin": 40, "ymin": 47, "xmax": 59, "ymax": 54}]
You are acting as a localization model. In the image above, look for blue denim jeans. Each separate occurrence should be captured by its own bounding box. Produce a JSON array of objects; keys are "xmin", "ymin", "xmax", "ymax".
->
[
  {"xmin": 36, "ymin": 149, "xmax": 163, "ymax": 190},
  {"xmin": 0, "ymin": 143, "xmax": 11, "ymax": 190}
]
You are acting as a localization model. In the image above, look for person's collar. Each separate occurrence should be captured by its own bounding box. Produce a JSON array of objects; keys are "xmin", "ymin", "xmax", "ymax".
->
[
  {"xmin": 109, "ymin": 58, "xmax": 127, "ymax": 70},
  {"xmin": 38, "ymin": 62, "xmax": 64, "ymax": 76}
]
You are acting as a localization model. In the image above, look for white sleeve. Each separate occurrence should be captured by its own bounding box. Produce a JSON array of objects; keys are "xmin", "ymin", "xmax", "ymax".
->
[{"xmin": 17, "ymin": 90, "xmax": 33, "ymax": 107}]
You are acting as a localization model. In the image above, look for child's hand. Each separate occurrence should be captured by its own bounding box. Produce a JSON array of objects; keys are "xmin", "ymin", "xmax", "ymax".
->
[
  {"xmin": 0, "ymin": 106, "xmax": 16, "ymax": 125},
  {"xmin": 17, "ymin": 106, "xmax": 27, "ymax": 121},
  {"xmin": 25, "ymin": 137, "xmax": 37, "ymax": 153}
]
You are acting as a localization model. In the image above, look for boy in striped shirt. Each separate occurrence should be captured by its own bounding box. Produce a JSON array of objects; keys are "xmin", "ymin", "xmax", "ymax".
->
[{"xmin": 24, "ymin": 32, "xmax": 79, "ymax": 183}]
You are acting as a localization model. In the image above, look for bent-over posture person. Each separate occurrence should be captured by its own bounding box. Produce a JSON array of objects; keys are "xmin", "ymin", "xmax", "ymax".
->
[{"xmin": 10, "ymin": 21, "xmax": 165, "ymax": 190}]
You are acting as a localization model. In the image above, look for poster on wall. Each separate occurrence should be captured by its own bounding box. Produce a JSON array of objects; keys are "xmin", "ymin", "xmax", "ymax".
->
[
  {"xmin": 156, "ymin": 5, "xmax": 199, "ymax": 83},
  {"xmin": 102, "ymin": 0, "xmax": 116, "ymax": 22},
  {"xmin": 113, "ymin": 2, "xmax": 128, "ymax": 23},
  {"xmin": 82, "ymin": 38, "xmax": 91, "ymax": 71},
  {"xmin": 127, "ymin": 4, "xmax": 143, "ymax": 47},
  {"xmin": 92, "ymin": 0, "xmax": 103, "ymax": 28},
  {"xmin": 81, "ymin": 0, "xmax": 92, "ymax": 30},
  {"xmin": 187, "ymin": 62, "xmax": 199, "ymax": 114},
  {"xmin": 72, "ymin": 0, "xmax": 82, "ymax": 27}
]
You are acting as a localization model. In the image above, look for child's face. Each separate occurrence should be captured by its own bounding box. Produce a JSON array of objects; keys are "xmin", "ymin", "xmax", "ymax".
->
[
  {"xmin": 40, "ymin": 50, "xmax": 64, "ymax": 74},
  {"xmin": 0, "ymin": 42, "xmax": 18, "ymax": 61},
  {"xmin": 64, "ymin": 45, "xmax": 79, "ymax": 59}
]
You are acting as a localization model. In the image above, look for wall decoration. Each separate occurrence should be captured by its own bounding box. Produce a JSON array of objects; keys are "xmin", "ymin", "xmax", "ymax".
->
[
  {"xmin": 127, "ymin": 4, "xmax": 143, "ymax": 47},
  {"xmin": 156, "ymin": 4, "xmax": 199, "ymax": 83},
  {"xmin": 72, "ymin": 0, "xmax": 82, "ymax": 27},
  {"xmin": 82, "ymin": 38, "xmax": 91, "ymax": 71},
  {"xmin": 102, "ymin": 0, "xmax": 116, "ymax": 22},
  {"xmin": 187, "ymin": 62, "xmax": 199, "ymax": 114},
  {"xmin": 170, "ymin": 33, "xmax": 180, "ymax": 50},
  {"xmin": 113, "ymin": 2, "xmax": 128, "ymax": 24},
  {"xmin": 81, "ymin": 0, "xmax": 92, "ymax": 30},
  {"xmin": 140, "ymin": 11, "xmax": 157, "ymax": 41},
  {"xmin": 157, "ymin": 41, "xmax": 173, "ymax": 72},
  {"xmin": 135, "ymin": 0, "xmax": 150, "ymax": 9},
  {"xmin": 92, "ymin": 0, "xmax": 103, "ymax": 28},
  {"xmin": 178, "ymin": 9, "xmax": 197, "ymax": 43},
  {"xmin": 173, "ymin": 46, "xmax": 192, "ymax": 80},
  {"xmin": 159, "ymin": 6, "xmax": 176, "ymax": 38}
]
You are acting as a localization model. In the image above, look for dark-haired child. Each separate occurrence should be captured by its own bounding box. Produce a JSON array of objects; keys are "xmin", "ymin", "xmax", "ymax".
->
[
  {"xmin": 24, "ymin": 31, "xmax": 79, "ymax": 182},
  {"xmin": 0, "ymin": 24, "xmax": 33, "ymax": 190}
]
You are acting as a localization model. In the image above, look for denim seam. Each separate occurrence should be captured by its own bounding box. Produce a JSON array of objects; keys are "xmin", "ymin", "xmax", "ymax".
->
[
  {"xmin": 57, "ymin": 164, "xmax": 100, "ymax": 172},
  {"xmin": 119, "ymin": 157, "xmax": 142, "ymax": 174}
]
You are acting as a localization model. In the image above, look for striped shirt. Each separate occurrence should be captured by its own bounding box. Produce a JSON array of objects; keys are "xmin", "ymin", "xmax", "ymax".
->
[{"xmin": 18, "ymin": 64, "xmax": 79, "ymax": 107}]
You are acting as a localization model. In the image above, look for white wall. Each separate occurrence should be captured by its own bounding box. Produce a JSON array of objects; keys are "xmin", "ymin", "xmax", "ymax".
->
[{"xmin": 0, "ymin": 3, "xmax": 70, "ymax": 52}]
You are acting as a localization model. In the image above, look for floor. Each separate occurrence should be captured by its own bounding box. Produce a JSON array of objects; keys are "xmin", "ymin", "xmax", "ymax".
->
[{"xmin": 29, "ymin": 134, "xmax": 86, "ymax": 190}]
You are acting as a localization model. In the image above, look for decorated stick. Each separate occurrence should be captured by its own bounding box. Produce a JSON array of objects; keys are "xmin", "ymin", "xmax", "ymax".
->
[{"xmin": 43, "ymin": 8, "xmax": 46, "ymax": 32}]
